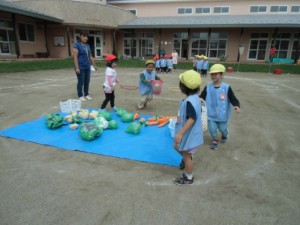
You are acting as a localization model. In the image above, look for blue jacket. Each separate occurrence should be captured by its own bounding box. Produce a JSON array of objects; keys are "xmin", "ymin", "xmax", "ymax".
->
[
  {"xmin": 175, "ymin": 94, "xmax": 203, "ymax": 151},
  {"xmin": 206, "ymin": 82, "xmax": 232, "ymax": 122},
  {"xmin": 138, "ymin": 69, "xmax": 156, "ymax": 95}
]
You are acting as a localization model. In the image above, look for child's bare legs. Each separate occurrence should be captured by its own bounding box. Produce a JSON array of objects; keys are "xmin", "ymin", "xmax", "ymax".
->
[{"xmin": 183, "ymin": 152, "xmax": 193, "ymax": 174}]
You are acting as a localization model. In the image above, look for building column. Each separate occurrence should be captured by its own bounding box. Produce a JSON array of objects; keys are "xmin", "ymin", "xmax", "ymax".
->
[{"xmin": 12, "ymin": 13, "xmax": 20, "ymax": 58}]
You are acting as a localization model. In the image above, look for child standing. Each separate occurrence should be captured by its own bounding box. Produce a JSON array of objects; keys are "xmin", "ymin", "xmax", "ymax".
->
[
  {"xmin": 196, "ymin": 55, "xmax": 204, "ymax": 74},
  {"xmin": 173, "ymin": 70, "xmax": 203, "ymax": 185},
  {"xmin": 137, "ymin": 60, "xmax": 161, "ymax": 111},
  {"xmin": 201, "ymin": 56, "xmax": 209, "ymax": 77},
  {"xmin": 100, "ymin": 54, "xmax": 120, "ymax": 111},
  {"xmin": 199, "ymin": 64, "xmax": 240, "ymax": 150},
  {"xmin": 166, "ymin": 56, "xmax": 173, "ymax": 73}
]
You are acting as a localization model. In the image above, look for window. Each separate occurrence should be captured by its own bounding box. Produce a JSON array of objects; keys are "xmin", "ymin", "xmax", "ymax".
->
[
  {"xmin": 250, "ymin": 6, "xmax": 267, "ymax": 13},
  {"xmin": 127, "ymin": 9, "xmax": 136, "ymax": 15},
  {"xmin": 291, "ymin": 6, "xmax": 300, "ymax": 13},
  {"xmin": 18, "ymin": 23, "xmax": 35, "ymax": 42},
  {"xmin": 173, "ymin": 32, "xmax": 188, "ymax": 58},
  {"xmin": 272, "ymin": 33, "xmax": 291, "ymax": 58},
  {"xmin": 139, "ymin": 32, "xmax": 153, "ymax": 57},
  {"xmin": 291, "ymin": 33, "xmax": 299, "ymax": 60},
  {"xmin": 177, "ymin": 8, "xmax": 192, "ymax": 14},
  {"xmin": 248, "ymin": 33, "xmax": 268, "ymax": 60},
  {"xmin": 213, "ymin": 6, "xmax": 229, "ymax": 14},
  {"xmin": 123, "ymin": 32, "xmax": 136, "ymax": 57},
  {"xmin": 191, "ymin": 32, "xmax": 208, "ymax": 57},
  {"xmin": 270, "ymin": 6, "xmax": 288, "ymax": 13},
  {"xmin": 208, "ymin": 32, "xmax": 228, "ymax": 59},
  {"xmin": 0, "ymin": 20, "xmax": 15, "ymax": 55},
  {"xmin": 195, "ymin": 7, "xmax": 210, "ymax": 14}
]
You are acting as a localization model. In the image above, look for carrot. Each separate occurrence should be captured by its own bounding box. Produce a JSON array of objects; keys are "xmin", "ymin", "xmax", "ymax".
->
[
  {"xmin": 157, "ymin": 118, "xmax": 168, "ymax": 124},
  {"xmin": 147, "ymin": 117, "xmax": 157, "ymax": 122},
  {"xmin": 133, "ymin": 112, "xmax": 140, "ymax": 120},
  {"xmin": 158, "ymin": 120, "xmax": 169, "ymax": 127},
  {"xmin": 146, "ymin": 121, "xmax": 158, "ymax": 126}
]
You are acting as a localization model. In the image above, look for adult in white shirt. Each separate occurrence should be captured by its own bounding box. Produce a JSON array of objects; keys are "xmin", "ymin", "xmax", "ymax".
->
[{"xmin": 171, "ymin": 49, "xmax": 178, "ymax": 71}]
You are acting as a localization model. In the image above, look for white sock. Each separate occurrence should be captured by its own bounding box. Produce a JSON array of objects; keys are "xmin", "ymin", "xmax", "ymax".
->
[{"xmin": 185, "ymin": 172, "xmax": 193, "ymax": 180}]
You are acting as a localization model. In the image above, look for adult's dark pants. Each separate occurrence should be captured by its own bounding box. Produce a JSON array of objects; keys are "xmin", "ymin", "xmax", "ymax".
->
[{"xmin": 76, "ymin": 68, "xmax": 91, "ymax": 97}]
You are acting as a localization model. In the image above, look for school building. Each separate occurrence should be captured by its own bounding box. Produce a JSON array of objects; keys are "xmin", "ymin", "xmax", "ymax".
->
[{"xmin": 1, "ymin": 0, "xmax": 300, "ymax": 63}]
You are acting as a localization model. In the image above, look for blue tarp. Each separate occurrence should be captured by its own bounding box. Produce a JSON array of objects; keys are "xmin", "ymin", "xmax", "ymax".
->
[{"xmin": 0, "ymin": 111, "xmax": 182, "ymax": 167}]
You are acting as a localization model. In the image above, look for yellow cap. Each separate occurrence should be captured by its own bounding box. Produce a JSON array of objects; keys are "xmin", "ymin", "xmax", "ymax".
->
[
  {"xmin": 179, "ymin": 70, "xmax": 202, "ymax": 89},
  {"xmin": 209, "ymin": 64, "xmax": 226, "ymax": 73},
  {"xmin": 145, "ymin": 59, "xmax": 155, "ymax": 66},
  {"xmin": 203, "ymin": 56, "xmax": 208, "ymax": 60}
]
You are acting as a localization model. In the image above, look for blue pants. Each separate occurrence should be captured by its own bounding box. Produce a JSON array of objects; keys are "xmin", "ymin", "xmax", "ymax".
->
[
  {"xmin": 76, "ymin": 68, "xmax": 91, "ymax": 97},
  {"xmin": 208, "ymin": 120, "xmax": 228, "ymax": 139}
]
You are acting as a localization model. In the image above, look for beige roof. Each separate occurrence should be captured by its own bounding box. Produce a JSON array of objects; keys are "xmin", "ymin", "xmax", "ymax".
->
[
  {"xmin": 0, "ymin": 0, "xmax": 63, "ymax": 23},
  {"xmin": 14, "ymin": 0, "xmax": 136, "ymax": 28}
]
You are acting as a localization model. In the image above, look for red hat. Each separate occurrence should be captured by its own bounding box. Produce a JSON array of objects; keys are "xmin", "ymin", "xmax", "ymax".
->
[{"xmin": 106, "ymin": 54, "xmax": 117, "ymax": 62}]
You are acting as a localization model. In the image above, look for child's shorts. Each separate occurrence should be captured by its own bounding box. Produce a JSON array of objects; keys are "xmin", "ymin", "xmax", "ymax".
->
[{"xmin": 180, "ymin": 147, "xmax": 198, "ymax": 154}]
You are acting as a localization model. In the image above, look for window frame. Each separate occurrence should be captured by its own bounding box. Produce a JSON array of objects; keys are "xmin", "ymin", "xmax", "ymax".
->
[
  {"xmin": 270, "ymin": 5, "xmax": 288, "ymax": 13},
  {"xmin": 250, "ymin": 5, "xmax": 268, "ymax": 13},
  {"xmin": 213, "ymin": 6, "xmax": 230, "ymax": 14},
  {"xmin": 291, "ymin": 5, "xmax": 300, "ymax": 13},
  {"xmin": 195, "ymin": 7, "xmax": 211, "ymax": 14},
  {"xmin": 18, "ymin": 22, "xmax": 35, "ymax": 42},
  {"xmin": 177, "ymin": 7, "xmax": 193, "ymax": 15}
]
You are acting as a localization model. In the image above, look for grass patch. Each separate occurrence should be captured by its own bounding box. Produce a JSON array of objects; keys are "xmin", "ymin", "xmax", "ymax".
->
[{"xmin": 0, "ymin": 58, "xmax": 299, "ymax": 74}]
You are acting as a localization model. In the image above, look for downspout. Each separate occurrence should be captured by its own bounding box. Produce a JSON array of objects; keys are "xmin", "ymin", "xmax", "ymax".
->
[
  {"xmin": 43, "ymin": 21, "xmax": 50, "ymax": 57},
  {"xmin": 12, "ymin": 13, "xmax": 20, "ymax": 58},
  {"xmin": 207, "ymin": 28, "xmax": 211, "ymax": 58},
  {"xmin": 131, "ymin": 29, "xmax": 134, "ymax": 58},
  {"xmin": 187, "ymin": 28, "xmax": 190, "ymax": 60},
  {"xmin": 159, "ymin": 28, "xmax": 161, "ymax": 56},
  {"xmin": 237, "ymin": 28, "xmax": 244, "ymax": 62},
  {"xmin": 112, "ymin": 30, "xmax": 116, "ymax": 56},
  {"xmin": 67, "ymin": 26, "xmax": 71, "ymax": 57}
]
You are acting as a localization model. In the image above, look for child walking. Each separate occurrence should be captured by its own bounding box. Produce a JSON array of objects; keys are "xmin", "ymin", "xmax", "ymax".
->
[
  {"xmin": 100, "ymin": 54, "xmax": 120, "ymax": 111},
  {"xmin": 173, "ymin": 70, "xmax": 203, "ymax": 185},
  {"xmin": 199, "ymin": 64, "xmax": 240, "ymax": 150},
  {"xmin": 136, "ymin": 60, "xmax": 161, "ymax": 111}
]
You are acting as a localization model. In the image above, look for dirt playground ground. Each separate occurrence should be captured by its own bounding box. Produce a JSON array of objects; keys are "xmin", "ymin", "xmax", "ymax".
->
[{"xmin": 0, "ymin": 67, "xmax": 299, "ymax": 225}]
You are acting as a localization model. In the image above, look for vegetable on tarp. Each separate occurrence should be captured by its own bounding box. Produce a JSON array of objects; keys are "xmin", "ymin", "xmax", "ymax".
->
[
  {"xmin": 121, "ymin": 112, "xmax": 134, "ymax": 122},
  {"xmin": 45, "ymin": 113, "xmax": 64, "ymax": 129},
  {"xmin": 107, "ymin": 120, "xmax": 118, "ymax": 129},
  {"xmin": 116, "ymin": 108, "xmax": 127, "ymax": 117},
  {"xmin": 98, "ymin": 111, "xmax": 112, "ymax": 121},
  {"xmin": 79, "ymin": 122, "xmax": 103, "ymax": 141},
  {"xmin": 125, "ymin": 122, "xmax": 142, "ymax": 135},
  {"xmin": 94, "ymin": 116, "xmax": 108, "ymax": 129}
]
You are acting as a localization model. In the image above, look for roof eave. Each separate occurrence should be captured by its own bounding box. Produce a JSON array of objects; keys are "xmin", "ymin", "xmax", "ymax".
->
[{"xmin": 0, "ymin": 5, "xmax": 63, "ymax": 23}]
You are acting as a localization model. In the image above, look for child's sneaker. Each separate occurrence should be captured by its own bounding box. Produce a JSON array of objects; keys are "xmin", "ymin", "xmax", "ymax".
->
[
  {"xmin": 221, "ymin": 135, "xmax": 228, "ymax": 142},
  {"xmin": 173, "ymin": 173, "xmax": 194, "ymax": 185},
  {"xmin": 210, "ymin": 140, "xmax": 218, "ymax": 150}
]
